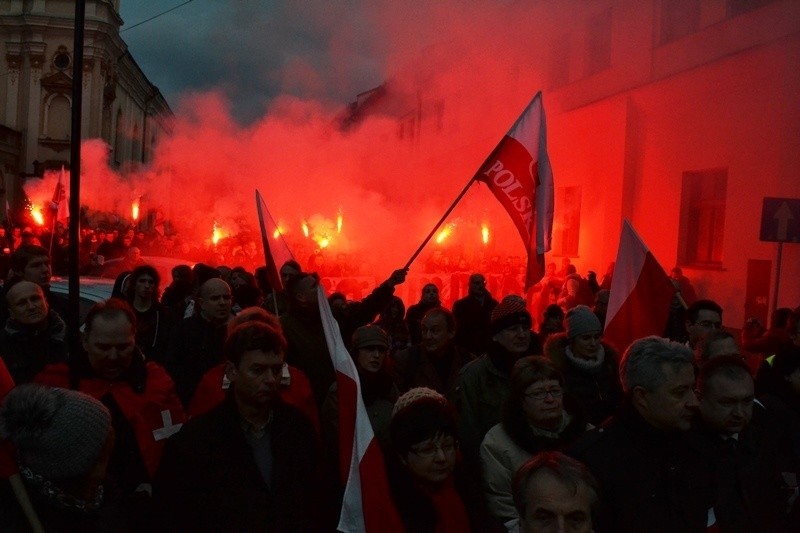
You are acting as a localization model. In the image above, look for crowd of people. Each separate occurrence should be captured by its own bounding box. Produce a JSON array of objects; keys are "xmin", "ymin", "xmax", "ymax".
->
[{"xmin": 0, "ymin": 240, "xmax": 798, "ymax": 532}]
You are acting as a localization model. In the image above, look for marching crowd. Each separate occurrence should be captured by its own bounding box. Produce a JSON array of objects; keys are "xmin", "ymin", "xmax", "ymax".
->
[{"xmin": 0, "ymin": 243, "xmax": 798, "ymax": 532}]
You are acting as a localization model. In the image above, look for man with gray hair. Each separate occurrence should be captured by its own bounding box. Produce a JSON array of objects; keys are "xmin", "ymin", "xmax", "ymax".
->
[
  {"xmin": 568, "ymin": 336, "xmax": 715, "ymax": 532},
  {"xmin": 512, "ymin": 451, "xmax": 599, "ymax": 533}
]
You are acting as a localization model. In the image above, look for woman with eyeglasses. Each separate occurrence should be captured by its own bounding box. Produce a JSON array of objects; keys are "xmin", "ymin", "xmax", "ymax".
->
[
  {"xmin": 479, "ymin": 356, "xmax": 591, "ymax": 530},
  {"xmin": 387, "ymin": 387, "xmax": 501, "ymax": 532}
]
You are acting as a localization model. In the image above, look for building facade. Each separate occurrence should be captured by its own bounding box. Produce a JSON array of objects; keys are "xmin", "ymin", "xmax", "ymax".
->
[
  {"xmin": 0, "ymin": 0, "xmax": 172, "ymax": 214},
  {"xmin": 345, "ymin": 0, "xmax": 800, "ymax": 327}
]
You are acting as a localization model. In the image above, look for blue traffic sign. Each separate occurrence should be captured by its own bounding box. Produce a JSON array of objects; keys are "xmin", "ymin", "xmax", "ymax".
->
[{"xmin": 760, "ymin": 197, "xmax": 800, "ymax": 243}]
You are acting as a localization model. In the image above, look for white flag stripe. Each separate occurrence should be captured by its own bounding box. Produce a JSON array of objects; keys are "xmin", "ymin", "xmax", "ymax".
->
[
  {"xmin": 605, "ymin": 220, "xmax": 647, "ymax": 325},
  {"xmin": 317, "ymin": 285, "xmax": 374, "ymax": 532}
]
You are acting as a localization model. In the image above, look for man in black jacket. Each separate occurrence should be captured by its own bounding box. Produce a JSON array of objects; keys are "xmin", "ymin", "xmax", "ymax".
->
[
  {"xmin": 569, "ymin": 336, "xmax": 715, "ymax": 532},
  {"xmin": 0, "ymin": 279, "xmax": 67, "ymax": 383},
  {"xmin": 166, "ymin": 277, "xmax": 232, "ymax": 405},
  {"xmin": 695, "ymin": 355, "xmax": 799, "ymax": 531},
  {"xmin": 154, "ymin": 321, "xmax": 320, "ymax": 532}
]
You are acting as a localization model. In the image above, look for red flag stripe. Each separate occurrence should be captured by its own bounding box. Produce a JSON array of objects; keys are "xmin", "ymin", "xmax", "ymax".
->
[
  {"xmin": 604, "ymin": 221, "xmax": 675, "ymax": 354},
  {"xmin": 317, "ymin": 286, "xmax": 404, "ymax": 532}
]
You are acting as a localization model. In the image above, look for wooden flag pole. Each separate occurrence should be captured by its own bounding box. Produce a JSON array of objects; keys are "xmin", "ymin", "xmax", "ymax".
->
[{"xmin": 403, "ymin": 178, "xmax": 477, "ymax": 271}]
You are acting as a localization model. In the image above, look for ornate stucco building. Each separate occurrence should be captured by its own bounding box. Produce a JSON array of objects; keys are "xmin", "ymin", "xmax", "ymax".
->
[{"xmin": 0, "ymin": 0, "xmax": 172, "ymax": 213}]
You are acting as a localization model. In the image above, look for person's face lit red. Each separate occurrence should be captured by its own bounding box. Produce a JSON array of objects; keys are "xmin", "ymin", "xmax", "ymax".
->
[
  {"xmin": 83, "ymin": 315, "xmax": 136, "ymax": 381},
  {"xmin": 228, "ymin": 349, "xmax": 284, "ymax": 407}
]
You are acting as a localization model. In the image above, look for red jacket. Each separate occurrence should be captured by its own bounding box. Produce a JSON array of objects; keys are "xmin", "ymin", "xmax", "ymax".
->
[
  {"xmin": 35, "ymin": 362, "xmax": 186, "ymax": 478},
  {"xmin": 188, "ymin": 363, "xmax": 321, "ymax": 438}
]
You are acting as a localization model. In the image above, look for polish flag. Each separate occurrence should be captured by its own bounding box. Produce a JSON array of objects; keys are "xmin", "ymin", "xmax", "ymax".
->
[
  {"xmin": 255, "ymin": 189, "xmax": 295, "ymax": 290},
  {"xmin": 604, "ymin": 220, "xmax": 676, "ymax": 354},
  {"xmin": 317, "ymin": 286, "xmax": 404, "ymax": 533},
  {"xmin": 475, "ymin": 91, "xmax": 554, "ymax": 290},
  {"xmin": 51, "ymin": 166, "xmax": 69, "ymax": 223}
]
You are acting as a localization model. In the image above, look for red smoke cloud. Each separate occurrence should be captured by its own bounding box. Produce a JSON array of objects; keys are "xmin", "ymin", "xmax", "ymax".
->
[{"xmin": 44, "ymin": 2, "xmax": 574, "ymax": 292}]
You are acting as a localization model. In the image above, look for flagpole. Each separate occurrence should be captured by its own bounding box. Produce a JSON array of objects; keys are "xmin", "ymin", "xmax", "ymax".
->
[
  {"xmin": 403, "ymin": 178, "xmax": 477, "ymax": 270},
  {"xmin": 68, "ymin": 0, "xmax": 85, "ymax": 391}
]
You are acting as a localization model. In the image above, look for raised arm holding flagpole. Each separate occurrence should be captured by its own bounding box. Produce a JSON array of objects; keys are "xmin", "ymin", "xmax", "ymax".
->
[{"xmin": 403, "ymin": 91, "xmax": 554, "ymax": 291}]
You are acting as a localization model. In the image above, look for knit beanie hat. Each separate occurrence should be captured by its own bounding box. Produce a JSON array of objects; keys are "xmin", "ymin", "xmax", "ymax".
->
[
  {"xmin": 351, "ymin": 325, "xmax": 389, "ymax": 351},
  {"xmin": 390, "ymin": 387, "xmax": 456, "ymax": 455},
  {"xmin": 392, "ymin": 387, "xmax": 446, "ymax": 418},
  {"xmin": 490, "ymin": 297, "xmax": 532, "ymax": 335},
  {"xmin": 0, "ymin": 384, "xmax": 111, "ymax": 481},
  {"xmin": 566, "ymin": 305, "xmax": 602, "ymax": 340}
]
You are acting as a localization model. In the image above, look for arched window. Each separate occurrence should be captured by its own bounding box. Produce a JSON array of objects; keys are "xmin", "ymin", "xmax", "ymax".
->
[
  {"xmin": 114, "ymin": 108, "xmax": 124, "ymax": 165},
  {"xmin": 45, "ymin": 94, "xmax": 71, "ymax": 139}
]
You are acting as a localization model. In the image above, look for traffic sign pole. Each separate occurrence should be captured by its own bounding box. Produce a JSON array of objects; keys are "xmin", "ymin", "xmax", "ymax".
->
[{"xmin": 772, "ymin": 242, "xmax": 782, "ymax": 315}]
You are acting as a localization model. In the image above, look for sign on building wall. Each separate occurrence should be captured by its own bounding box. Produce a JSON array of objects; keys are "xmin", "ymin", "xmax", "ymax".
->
[{"xmin": 760, "ymin": 197, "xmax": 800, "ymax": 243}]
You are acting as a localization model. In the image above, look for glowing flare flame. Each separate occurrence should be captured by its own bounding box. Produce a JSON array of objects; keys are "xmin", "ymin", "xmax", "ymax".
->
[
  {"xmin": 482, "ymin": 223, "xmax": 490, "ymax": 245},
  {"xmin": 131, "ymin": 198, "xmax": 140, "ymax": 221},
  {"xmin": 273, "ymin": 227, "xmax": 283, "ymax": 239},
  {"xmin": 337, "ymin": 210, "xmax": 343, "ymax": 234},
  {"xmin": 31, "ymin": 205, "xmax": 44, "ymax": 226},
  {"xmin": 302, "ymin": 221, "xmax": 310, "ymax": 238},
  {"xmin": 436, "ymin": 227, "xmax": 451, "ymax": 244},
  {"xmin": 317, "ymin": 236, "xmax": 330, "ymax": 249},
  {"xmin": 212, "ymin": 221, "xmax": 224, "ymax": 246}
]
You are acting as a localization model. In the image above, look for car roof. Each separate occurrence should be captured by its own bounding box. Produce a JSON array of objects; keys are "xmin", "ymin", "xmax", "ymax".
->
[{"xmin": 48, "ymin": 276, "xmax": 115, "ymax": 302}]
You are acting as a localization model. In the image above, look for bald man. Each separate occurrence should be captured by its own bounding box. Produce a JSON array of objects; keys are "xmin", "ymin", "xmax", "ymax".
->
[
  {"xmin": 0, "ymin": 279, "xmax": 68, "ymax": 383},
  {"xmin": 166, "ymin": 278, "xmax": 233, "ymax": 405}
]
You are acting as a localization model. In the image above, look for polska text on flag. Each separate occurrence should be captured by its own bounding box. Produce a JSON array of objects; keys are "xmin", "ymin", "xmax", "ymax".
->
[{"xmin": 475, "ymin": 91, "xmax": 554, "ymax": 291}]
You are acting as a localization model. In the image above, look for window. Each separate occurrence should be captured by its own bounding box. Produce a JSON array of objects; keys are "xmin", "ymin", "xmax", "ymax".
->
[
  {"xmin": 45, "ymin": 95, "xmax": 70, "ymax": 139},
  {"xmin": 549, "ymin": 33, "xmax": 571, "ymax": 88},
  {"xmin": 553, "ymin": 186, "xmax": 581, "ymax": 257},
  {"xmin": 585, "ymin": 9, "xmax": 612, "ymax": 77},
  {"xmin": 658, "ymin": 0, "xmax": 700, "ymax": 45},
  {"xmin": 114, "ymin": 109, "xmax": 123, "ymax": 166},
  {"xmin": 678, "ymin": 169, "xmax": 727, "ymax": 267},
  {"xmin": 727, "ymin": 0, "xmax": 778, "ymax": 18}
]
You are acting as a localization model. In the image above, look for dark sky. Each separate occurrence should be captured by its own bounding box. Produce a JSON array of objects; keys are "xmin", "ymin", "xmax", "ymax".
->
[{"xmin": 118, "ymin": 0, "xmax": 390, "ymax": 123}]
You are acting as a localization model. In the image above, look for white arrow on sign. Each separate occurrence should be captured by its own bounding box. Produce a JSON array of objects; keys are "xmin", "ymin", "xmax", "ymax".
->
[{"xmin": 774, "ymin": 202, "xmax": 794, "ymax": 241}]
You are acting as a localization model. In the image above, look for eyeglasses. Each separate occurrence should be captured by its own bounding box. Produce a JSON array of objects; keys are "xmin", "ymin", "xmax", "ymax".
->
[
  {"xmin": 409, "ymin": 439, "xmax": 457, "ymax": 459},
  {"xmin": 696, "ymin": 320, "xmax": 722, "ymax": 329},
  {"xmin": 525, "ymin": 388, "xmax": 564, "ymax": 400}
]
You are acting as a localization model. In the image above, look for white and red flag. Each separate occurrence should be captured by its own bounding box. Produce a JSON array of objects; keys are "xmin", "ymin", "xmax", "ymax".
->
[
  {"xmin": 475, "ymin": 91, "xmax": 554, "ymax": 290},
  {"xmin": 255, "ymin": 190, "xmax": 295, "ymax": 290},
  {"xmin": 51, "ymin": 166, "xmax": 68, "ymax": 223},
  {"xmin": 604, "ymin": 220, "xmax": 676, "ymax": 354},
  {"xmin": 317, "ymin": 286, "xmax": 404, "ymax": 533}
]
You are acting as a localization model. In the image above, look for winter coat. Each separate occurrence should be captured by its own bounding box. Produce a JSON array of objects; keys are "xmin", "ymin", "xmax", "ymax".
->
[
  {"xmin": 480, "ymin": 407, "xmax": 590, "ymax": 526},
  {"xmin": 35, "ymin": 359, "xmax": 186, "ymax": 487},
  {"xmin": 694, "ymin": 401, "xmax": 800, "ymax": 532},
  {"xmin": 455, "ymin": 343, "xmax": 518, "ymax": 462},
  {"xmin": 152, "ymin": 393, "xmax": 320, "ymax": 532},
  {"xmin": 544, "ymin": 333, "xmax": 623, "ymax": 425},
  {"xmin": 453, "ymin": 294, "xmax": 498, "ymax": 355},
  {"xmin": 0, "ymin": 310, "xmax": 67, "ymax": 384},
  {"xmin": 165, "ymin": 313, "xmax": 228, "ymax": 406},
  {"xmin": 392, "ymin": 343, "xmax": 475, "ymax": 400},
  {"xmin": 568, "ymin": 403, "xmax": 715, "ymax": 533}
]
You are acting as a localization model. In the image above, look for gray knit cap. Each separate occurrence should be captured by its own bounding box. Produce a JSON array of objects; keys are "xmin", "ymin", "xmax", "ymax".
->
[
  {"xmin": 0, "ymin": 384, "xmax": 111, "ymax": 481},
  {"xmin": 565, "ymin": 305, "xmax": 602, "ymax": 340}
]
